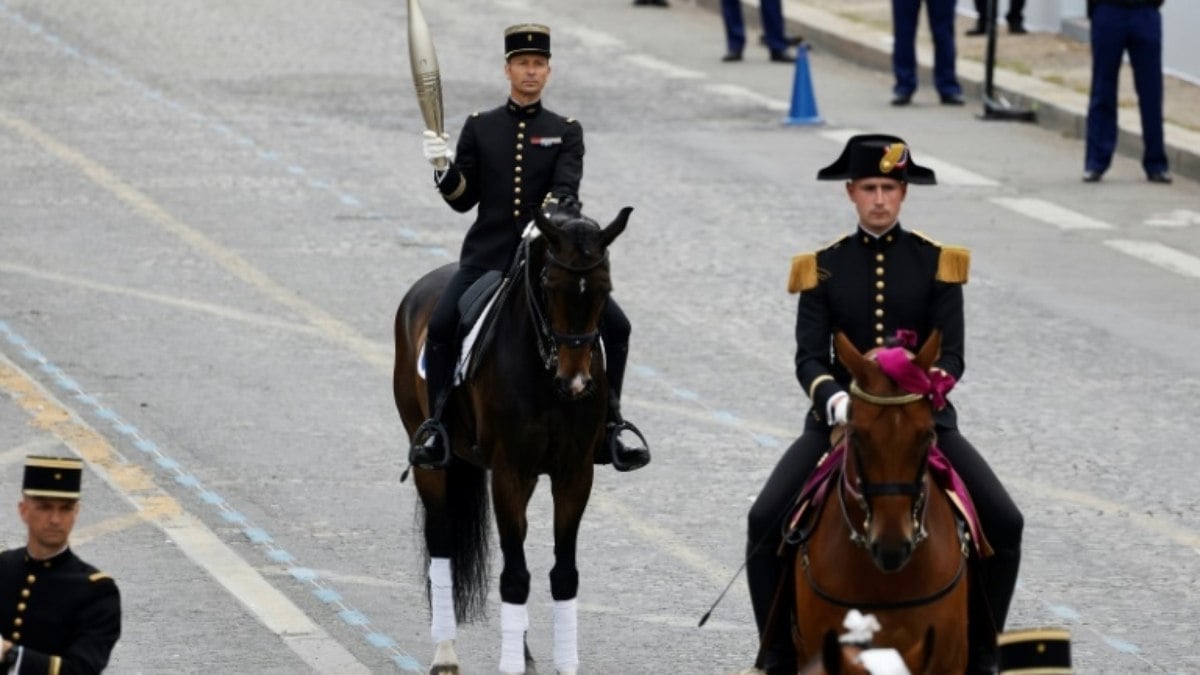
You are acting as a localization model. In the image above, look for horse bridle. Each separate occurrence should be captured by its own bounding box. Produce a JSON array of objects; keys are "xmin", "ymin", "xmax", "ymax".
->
[
  {"xmin": 840, "ymin": 380, "xmax": 932, "ymax": 552},
  {"xmin": 523, "ymin": 239, "xmax": 609, "ymax": 371}
]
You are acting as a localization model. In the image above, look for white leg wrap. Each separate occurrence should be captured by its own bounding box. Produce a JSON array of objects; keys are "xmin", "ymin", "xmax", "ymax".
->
[
  {"xmin": 429, "ymin": 558, "xmax": 456, "ymax": 643},
  {"xmin": 499, "ymin": 602, "xmax": 528, "ymax": 674},
  {"xmin": 553, "ymin": 598, "xmax": 579, "ymax": 673}
]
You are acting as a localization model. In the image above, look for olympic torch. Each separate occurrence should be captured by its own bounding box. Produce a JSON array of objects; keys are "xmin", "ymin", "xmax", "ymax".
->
[{"xmin": 407, "ymin": 0, "xmax": 447, "ymax": 169}]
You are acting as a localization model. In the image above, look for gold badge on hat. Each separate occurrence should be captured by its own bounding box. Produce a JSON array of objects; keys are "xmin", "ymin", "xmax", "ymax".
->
[{"xmin": 880, "ymin": 143, "xmax": 909, "ymax": 174}]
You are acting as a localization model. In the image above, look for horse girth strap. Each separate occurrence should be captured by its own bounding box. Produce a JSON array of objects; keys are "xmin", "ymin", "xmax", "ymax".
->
[{"xmin": 849, "ymin": 380, "xmax": 924, "ymax": 406}]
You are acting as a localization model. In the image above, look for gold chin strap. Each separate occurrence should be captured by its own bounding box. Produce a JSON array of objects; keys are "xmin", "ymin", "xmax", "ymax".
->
[{"xmin": 849, "ymin": 380, "xmax": 923, "ymax": 406}]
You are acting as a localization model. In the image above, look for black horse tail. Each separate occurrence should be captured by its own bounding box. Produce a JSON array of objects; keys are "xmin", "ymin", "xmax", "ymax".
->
[{"xmin": 420, "ymin": 461, "xmax": 491, "ymax": 624}]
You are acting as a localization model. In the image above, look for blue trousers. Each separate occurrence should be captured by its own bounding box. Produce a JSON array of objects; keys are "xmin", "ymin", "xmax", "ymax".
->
[
  {"xmin": 721, "ymin": 0, "xmax": 789, "ymax": 53},
  {"xmin": 1085, "ymin": 4, "xmax": 1168, "ymax": 175},
  {"xmin": 891, "ymin": 0, "xmax": 961, "ymax": 97}
]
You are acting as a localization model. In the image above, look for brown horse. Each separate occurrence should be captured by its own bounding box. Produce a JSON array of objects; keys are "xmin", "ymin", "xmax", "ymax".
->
[
  {"xmin": 792, "ymin": 331, "xmax": 969, "ymax": 674},
  {"xmin": 393, "ymin": 202, "xmax": 632, "ymax": 675}
]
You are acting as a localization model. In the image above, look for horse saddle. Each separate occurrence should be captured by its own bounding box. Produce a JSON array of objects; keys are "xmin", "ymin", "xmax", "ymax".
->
[
  {"xmin": 416, "ymin": 267, "xmax": 516, "ymax": 386},
  {"xmin": 783, "ymin": 442, "xmax": 993, "ymax": 558}
]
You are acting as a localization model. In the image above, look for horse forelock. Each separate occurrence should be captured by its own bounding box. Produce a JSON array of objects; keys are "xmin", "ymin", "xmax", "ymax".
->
[{"xmin": 553, "ymin": 218, "xmax": 607, "ymax": 264}]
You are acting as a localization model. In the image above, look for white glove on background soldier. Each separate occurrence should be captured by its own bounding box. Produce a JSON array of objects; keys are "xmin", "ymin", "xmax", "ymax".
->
[
  {"xmin": 826, "ymin": 391, "xmax": 850, "ymax": 426},
  {"xmin": 422, "ymin": 129, "xmax": 453, "ymax": 169}
]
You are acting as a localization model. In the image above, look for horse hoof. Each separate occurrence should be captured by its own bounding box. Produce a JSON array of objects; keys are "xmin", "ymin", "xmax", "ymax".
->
[{"xmin": 429, "ymin": 666, "xmax": 458, "ymax": 675}]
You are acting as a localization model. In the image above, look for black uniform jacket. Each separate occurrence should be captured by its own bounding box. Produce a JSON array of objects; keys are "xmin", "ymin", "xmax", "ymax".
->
[
  {"xmin": 0, "ymin": 547, "xmax": 121, "ymax": 674},
  {"xmin": 790, "ymin": 224, "xmax": 968, "ymax": 431},
  {"xmin": 436, "ymin": 98, "xmax": 584, "ymax": 270}
]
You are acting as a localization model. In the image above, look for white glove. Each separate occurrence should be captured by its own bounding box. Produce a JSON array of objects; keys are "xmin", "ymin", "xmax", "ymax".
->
[
  {"xmin": 826, "ymin": 391, "xmax": 849, "ymax": 426},
  {"xmin": 422, "ymin": 129, "xmax": 453, "ymax": 168}
]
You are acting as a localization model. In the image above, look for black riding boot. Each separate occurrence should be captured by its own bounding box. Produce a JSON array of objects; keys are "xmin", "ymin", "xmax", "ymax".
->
[
  {"xmin": 409, "ymin": 339, "xmax": 456, "ymax": 469},
  {"xmin": 599, "ymin": 341, "xmax": 650, "ymax": 472},
  {"xmin": 969, "ymin": 546, "xmax": 1021, "ymax": 673}
]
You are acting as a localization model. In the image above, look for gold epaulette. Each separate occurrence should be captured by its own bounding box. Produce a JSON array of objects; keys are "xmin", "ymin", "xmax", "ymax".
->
[
  {"xmin": 788, "ymin": 253, "xmax": 817, "ymax": 294},
  {"xmin": 936, "ymin": 246, "xmax": 971, "ymax": 284},
  {"xmin": 912, "ymin": 230, "xmax": 970, "ymax": 284},
  {"xmin": 787, "ymin": 235, "xmax": 845, "ymax": 294},
  {"xmin": 566, "ymin": 117, "xmax": 577, "ymax": 124},
  {"xmin": 471, "ymin": 111, "xmax": 480, "ymax": 117},
  {"xmin": 89, "ymin": 572, "xmax": 113, "ymax": 582}
]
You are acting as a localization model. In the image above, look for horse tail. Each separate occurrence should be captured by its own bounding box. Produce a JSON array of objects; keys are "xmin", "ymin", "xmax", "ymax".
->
[{"xmin": 420, "ymin": 461, "xmax": 491, "ymax": 624}]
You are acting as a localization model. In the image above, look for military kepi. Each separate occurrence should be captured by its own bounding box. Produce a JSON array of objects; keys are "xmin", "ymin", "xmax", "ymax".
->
[
  {"xmin": 505, "ymin": 23, "xmax": 551, "ymax": 59},
  {"xmin": 22, "ymin": 455, "xmax": 83, "ymax": 499},
  {"xmin": 997, "ymin": 627, "xmax": 1072, "ymax": 674},
  {"xmin": 817, "ymin": 133, "xmax": 937, "ymax": 185}
]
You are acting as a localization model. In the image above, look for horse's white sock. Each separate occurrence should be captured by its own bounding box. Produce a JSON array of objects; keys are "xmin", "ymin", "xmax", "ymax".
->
[
  {"xmin": 553, "ymin": 598, "xmax": 579, "ymax": 673},
  {"xmin": 429, "ymin": 558, "xmax": 456, "ymax": 643},
  {"xmin": 499, "ymin": 601, "xmax": 528, "ymax": 673}
]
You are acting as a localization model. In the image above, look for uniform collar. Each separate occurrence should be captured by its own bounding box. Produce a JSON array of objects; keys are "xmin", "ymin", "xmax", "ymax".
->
[
  {"xmin": 856, "ymin": 222, "xmax": 903, "ymax": 249},
  {"xmin": 24, "ymin": 546, "xmax": 72, "ymax": 569},
  {"xmin": 506, "ymin": 98, "xmax": 543, "ymax": 119}
]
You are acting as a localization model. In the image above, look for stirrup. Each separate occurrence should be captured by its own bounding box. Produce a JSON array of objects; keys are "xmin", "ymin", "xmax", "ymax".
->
[
  {"xmin": 607, "ymin": 420, "xmax": 650, "ymax": 472},
  {"xmin": 409, "ymin": 419, "xmax": 452, "ymax": 470}
]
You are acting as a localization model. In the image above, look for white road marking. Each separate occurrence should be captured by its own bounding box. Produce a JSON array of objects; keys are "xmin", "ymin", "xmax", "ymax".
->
[
  {"xmin": 0, "ymin": 435, "xmax": 63, "ymax": 465},
  {"xmin": 0, "ymin": 353, "xmax": 371, "ymax": 674},
  {"xmin": 621, "ymin": 53, "xmax": 706, "ymax": 80},
  {"xmin": 991, "ymin": 197, "xmax": 1116, "ymax": 230},
  {"xmin": 1144, "ymin": 209, "xmax": 1200, "ymax": 228},
  {"xmin": 702, "ymin": 83, "xmax": 790, "ymax": 112},
  {"xmin": 1103, "ymin": 239, "xmax": 1200, "ymax": 280},
  {"xmin": 0, "ymin": 262, "xmax": 322, "ymax": 337}
]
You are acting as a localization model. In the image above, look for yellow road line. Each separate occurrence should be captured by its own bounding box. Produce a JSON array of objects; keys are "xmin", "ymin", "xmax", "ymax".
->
[{"xmin": 0, "ymin": 109, "xmax": 390, "ymax": 371}]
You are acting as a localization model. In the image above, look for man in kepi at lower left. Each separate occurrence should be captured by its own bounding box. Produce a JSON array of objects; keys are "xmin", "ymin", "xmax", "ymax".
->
[{"xmin": 1, "ymin": 456, "xmax": 121, "ymax": 674}]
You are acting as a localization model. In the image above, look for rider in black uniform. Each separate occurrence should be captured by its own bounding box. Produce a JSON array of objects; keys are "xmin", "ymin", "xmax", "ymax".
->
[
  {"xmin": 744, "ymin": 134, "xmax": 1023, "ymax": 675},
  {"xmin": 412, "ymin": 23, "xmax": 649, "ymax": 472}
]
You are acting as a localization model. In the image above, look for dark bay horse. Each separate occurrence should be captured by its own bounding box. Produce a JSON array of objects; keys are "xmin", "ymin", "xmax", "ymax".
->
[
  {"xmin": 793, "ymin": 331, "xmax": 968, "ymax": 673},
  {"xmin": 393, "ymin": 202, "xmax": 632, "ymax": 675}
]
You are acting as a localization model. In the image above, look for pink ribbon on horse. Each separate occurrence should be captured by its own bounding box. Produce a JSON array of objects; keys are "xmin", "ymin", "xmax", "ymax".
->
[{"xmin": 874, "ymin": 345, "xmax": 956, "ymax": 409}]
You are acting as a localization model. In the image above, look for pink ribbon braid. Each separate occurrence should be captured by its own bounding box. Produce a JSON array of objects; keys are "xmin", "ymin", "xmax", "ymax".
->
[{"xmin": 873, "ymin": 345, "xmax": 956, "ymax": 409}]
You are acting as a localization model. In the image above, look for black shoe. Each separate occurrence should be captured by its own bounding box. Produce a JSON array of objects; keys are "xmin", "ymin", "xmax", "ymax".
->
[
  {"xmin": 768, "ymin": 48, "xmax": 795, "ymax": 63},
  {"xmin": 891, "ymin": 92, "xmax": 913, "ymax": 106},
  {"xmin": 1008, "ymin": 22, "xmax": 1028, "ymax": 34},
  {"xmin": 966, "ymin": 23, "xmax": 987, "ymax": 36},
  {"xmin": 409, "ymin": 419, "xmax": 452, "ymax": 469},
  {"xmin": 759, "ymin": 34, "xmax": 805, "ymax": 47},
  {"xmin": 940, "ymin": 92, "xmax": 965, "ymax": 106},
  {"xmin": 606, "ymin": 420, "xmax": 650, "ymax": 472},
  {"xmin": 1082, "ymin": 170, "xmax": 1103, "ymax": 183},
  {"xmin": 721, "ymin": 51, "xmax": 743, "ymax": 62},
  {"xmin": 1147, "ymin": 171, "xmax": 1174, "ymax": 184},
  {"xmin": 632, "ymin": 0, "xmax": 668, "ymax": 5}
]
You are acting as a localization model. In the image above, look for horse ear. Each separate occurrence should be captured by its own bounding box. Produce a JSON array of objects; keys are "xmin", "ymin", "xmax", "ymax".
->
[
  {"xmin": 600, "ymin": 206, "xmax": 633, "ymax": 248},
  {"xmin": 534, "ymin": 207, "xmax": 563, "ymax": 248},
  {"xmin": 834, "ymin": 331, "xmax": 869, "ymax": 384},
  {"xmin": 914, "ymin": 330, "xmax": 941, "ymax": 371},
  {"xmin": 821, "ymin": 629, "xmax": 844, "ymax": 674}
]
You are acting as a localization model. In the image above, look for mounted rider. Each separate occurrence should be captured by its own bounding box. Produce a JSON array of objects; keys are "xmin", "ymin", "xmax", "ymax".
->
[
  {"xmin": 411, "ymin": 23, "xmax": 650, "ymax": 472},
  {"xmin": 744, "ymin": 134, "xmax": 1024, "ymax": 674}
]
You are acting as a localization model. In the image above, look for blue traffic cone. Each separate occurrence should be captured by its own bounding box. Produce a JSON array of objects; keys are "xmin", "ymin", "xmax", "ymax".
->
[{"xmin": 784, "ymin": 44, "xmax": 824, "ymax": 126}]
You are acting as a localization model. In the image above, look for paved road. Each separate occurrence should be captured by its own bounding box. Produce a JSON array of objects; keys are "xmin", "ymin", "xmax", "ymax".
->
[{"xmin": 1, "ymin": 0, "xmax": 1198, "ymax": 673}]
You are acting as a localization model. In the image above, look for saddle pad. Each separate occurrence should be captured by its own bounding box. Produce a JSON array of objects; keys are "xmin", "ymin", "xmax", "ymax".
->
[{"xmin": 416, "ymin": 287, "xmax": 501, "ymax": 386}]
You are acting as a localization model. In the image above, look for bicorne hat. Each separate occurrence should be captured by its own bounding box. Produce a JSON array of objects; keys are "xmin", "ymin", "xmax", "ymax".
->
[
  {"xmin": 817, "ymin": 133, "xmax": 936, "ymax": 185},
  {"xmin": 505, "ymin": 23, "xmax": 551, "ymax": 60},
  {"xmin": 22, "ymin": 455, "xmax": 83, "ymax": 499}
]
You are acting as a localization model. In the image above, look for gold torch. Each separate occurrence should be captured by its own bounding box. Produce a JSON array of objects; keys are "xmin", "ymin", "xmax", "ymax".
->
[{"xmin": 407, "ymin": 0, "xmax": 447, "ymax": 170}]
